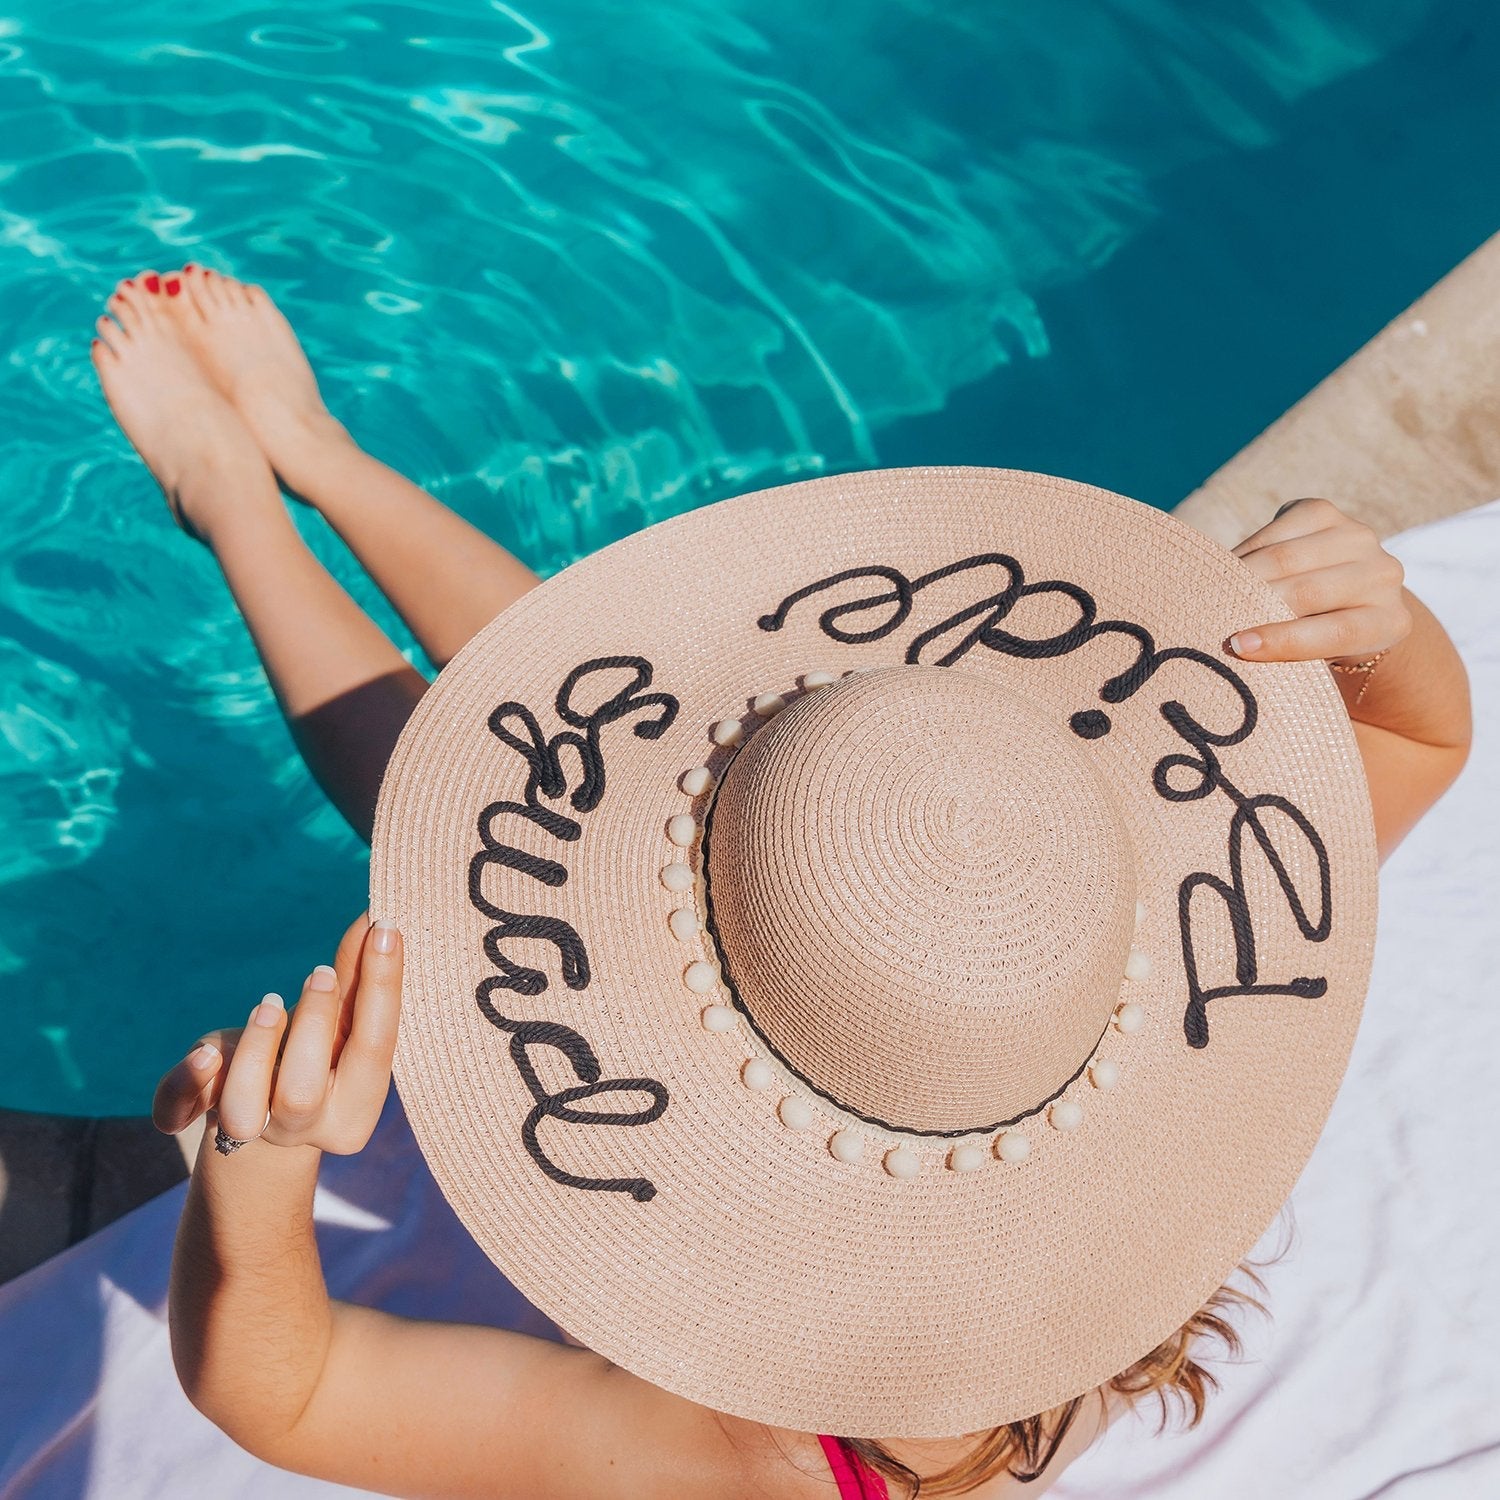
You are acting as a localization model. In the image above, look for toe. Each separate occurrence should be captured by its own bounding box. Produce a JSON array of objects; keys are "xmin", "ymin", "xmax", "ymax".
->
[
  {"xmin": 197, "ymin": 267, "xmax": 230, "ymax": 309},
  {"xmin": 107, "ymin": 286, "xmax": 142, "ymax": 331},
  {"xmin": 95, "ymin": 313, "xmax": 126, "ymax": 353},
  {"xmin": 89, "ymin": 336, "xmax": 115, "ymax": 373},
  {"xmin": 163, "ymin": 272, "xmax": 184, "ymax": 300},
  {"xmin": 183, "ymin": 263, "xmax": 221, "ymax": 315},
  {"xmin": 133, "ymin": 271, "xmax": 173, "ymax": 323},
  {"xmin": 174, "ymin": 269, "xmax": 209, "ymax": 321},
  {"xmin": 218, "ymin": 274, "xmax": 254, "ymax": 307}
]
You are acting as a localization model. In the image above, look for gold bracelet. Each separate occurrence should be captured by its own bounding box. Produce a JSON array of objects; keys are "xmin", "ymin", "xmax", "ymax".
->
[{"xmin": 1329, "ymin": 647, "xmax": 1389, "ymax": 707}]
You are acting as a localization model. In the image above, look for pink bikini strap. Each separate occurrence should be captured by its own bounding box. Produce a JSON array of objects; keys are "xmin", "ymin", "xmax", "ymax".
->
[{"xmin": 817, "ymin": 1435, "xmax": 891, "ymax": 1499}]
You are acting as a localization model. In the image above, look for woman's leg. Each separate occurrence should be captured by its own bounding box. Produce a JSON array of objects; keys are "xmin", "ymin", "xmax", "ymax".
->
[
  {"xmin": 159, "ymin": 265, "xmax": 541, "ymax": 669},
  {"xmin": 95, "ymin": 277, "xmax": 427, "ymax": 842},
  {"xmin": 258, "ymin": 435, "xmax": 540, "ymax": 672}
]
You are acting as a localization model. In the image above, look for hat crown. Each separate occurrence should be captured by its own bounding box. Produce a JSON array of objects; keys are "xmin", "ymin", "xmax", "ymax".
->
[{"xmin": 705, "ymin": 665, "xmax": 1137, "ymax": 1134}]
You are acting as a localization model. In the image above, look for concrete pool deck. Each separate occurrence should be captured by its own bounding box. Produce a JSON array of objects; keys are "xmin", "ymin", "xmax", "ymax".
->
[
  {"xmin": 1, "ymin": 229, "xmax": 1496, "ymax": 1288},
  {"xmin": 1177, "ymin": 230, "xmax": 1500, "ymax": 543}
]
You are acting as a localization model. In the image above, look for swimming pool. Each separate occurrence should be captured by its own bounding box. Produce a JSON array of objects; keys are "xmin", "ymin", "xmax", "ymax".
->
[{"xmin": 3, "ymin": 0, "xmax": 1496, "ymax": 1115}]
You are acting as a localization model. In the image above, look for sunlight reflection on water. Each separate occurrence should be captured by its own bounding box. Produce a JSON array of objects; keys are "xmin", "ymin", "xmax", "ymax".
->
[{"xmin": 0, "ymin": 0, "xmax": 1446, "ymax": 1109}]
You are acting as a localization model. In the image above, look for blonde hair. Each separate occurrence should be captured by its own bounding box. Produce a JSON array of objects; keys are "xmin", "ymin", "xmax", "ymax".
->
[{"xmin": 844, "ymin": 1258, "xmax": 1271, "ymax": 1496}]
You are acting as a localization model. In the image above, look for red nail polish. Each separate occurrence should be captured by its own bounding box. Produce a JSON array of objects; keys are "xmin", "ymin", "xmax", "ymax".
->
[
  {"xmin": 144, "ymin": 274, "xmax": 161, "ymax": 293},
  {"xmin": 183, "ymin": 262, "xmax": 197, "ymax": 271},
  {"xmin": 165, "ymin": 278, "xmax": 181, "ymax": 296},
  {"xmin": 203, "ymin": 268, "xmax": 214, "ymax": 277},
  {"xmin": 122, "ymin": 278, "xmax": 134, "ymax": 287}
]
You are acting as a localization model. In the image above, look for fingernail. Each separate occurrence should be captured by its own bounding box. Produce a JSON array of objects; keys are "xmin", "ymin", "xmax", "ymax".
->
[
  {"xmin": 253, "ymin": 992, "xmax": 285, "ymax": 1027},
  {"xmin": 1230, "ymin": 631, "xmax": 1262, "ymax": 657},
  {"xmin": 144, "ymin": 274, "xmax": 161, "ymax": 293},
  {"xmin": 165, "ymin": 277, "xmax": 181, "ymax": 296},
  {"xmin": 189, "ymin": 1042, "xmax": 220, "ymax": 1068},
  {"xmin": 371, "ymin": 919, "xmax": 399, "ymax": 954},
  {"xmin": 307, "ymin": 964, "xmax": 338, "ymax": 992}
]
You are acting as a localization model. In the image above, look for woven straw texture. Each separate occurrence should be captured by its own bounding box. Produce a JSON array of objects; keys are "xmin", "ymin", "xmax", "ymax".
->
[
  {"xmin": 706, "ymin": 664, "xmax": 1136, "ymax": 1134},
  {"xmin": 369, "ymin": 467, "xmax": 1377, "ymax": 1439}
]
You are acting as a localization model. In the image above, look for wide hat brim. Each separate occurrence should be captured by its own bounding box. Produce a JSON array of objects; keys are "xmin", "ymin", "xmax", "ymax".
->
[{"xmin": 370, "ymin": 468, "xmax": 1377, "ymax": 1438}]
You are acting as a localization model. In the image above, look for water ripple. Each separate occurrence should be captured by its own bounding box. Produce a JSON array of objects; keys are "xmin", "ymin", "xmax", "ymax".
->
[
  {"xmin": 0, "ymin": 640, "xmax": 129, "ymax": 886},
  {"xmin": 0, "ymin": 0, "xmax": 1439, "ymax": 1110}
]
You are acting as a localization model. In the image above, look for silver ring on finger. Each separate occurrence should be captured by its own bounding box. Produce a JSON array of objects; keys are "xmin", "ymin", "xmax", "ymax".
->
[{"xmin": 213, "ymin": 1109, "xmax": 272, "ymax": 1156}]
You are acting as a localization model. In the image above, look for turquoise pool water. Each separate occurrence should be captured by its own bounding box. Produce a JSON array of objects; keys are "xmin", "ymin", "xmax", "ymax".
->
[{"xmin": 3, "ymin": 1, "xmax": 1497, "ymax": 1115}]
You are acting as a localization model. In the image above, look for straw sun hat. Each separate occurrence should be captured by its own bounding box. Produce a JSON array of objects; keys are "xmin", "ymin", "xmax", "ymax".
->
[{"xmin": 369, "ymin": 467, "xmax": 1377, "ymax": 1439}]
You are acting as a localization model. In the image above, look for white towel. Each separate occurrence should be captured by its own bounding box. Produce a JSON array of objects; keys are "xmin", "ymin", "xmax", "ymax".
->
[
  {"xmin": 3, "ymin": 503, "xmax": 1497, "ymax": 1500},
  {"xmin": 1055, "ymin": 500, "xmax": 1500, "ymax": 1500}
]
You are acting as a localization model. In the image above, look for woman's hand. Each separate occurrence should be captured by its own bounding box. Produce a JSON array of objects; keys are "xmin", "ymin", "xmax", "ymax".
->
[
  {"xmin": 152, "ymin": 913, "xmax": 402, "ymax": 1155},
  {"xmin": 1227, "ymin": 496, "xmax": 1412, "ymax": 666}
]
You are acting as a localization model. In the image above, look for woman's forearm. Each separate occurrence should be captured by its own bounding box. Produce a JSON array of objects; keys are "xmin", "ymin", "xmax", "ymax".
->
[
  {"xmin": 1335, "ymin": 588, "xmax": 1471, "ymax": 749},
  {"xmin": 169, "ymin": 1123, "xmax": 334, "ymax": 1454}
]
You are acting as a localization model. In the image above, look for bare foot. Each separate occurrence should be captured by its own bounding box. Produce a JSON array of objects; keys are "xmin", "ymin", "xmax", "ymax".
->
[
  {"xmin": 161, "ymin": 264, "xmax": 352, "ymax": 495},
  {"xmin": 93, "ymin": 272, "xmax": 285, "ymax": 545}
]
